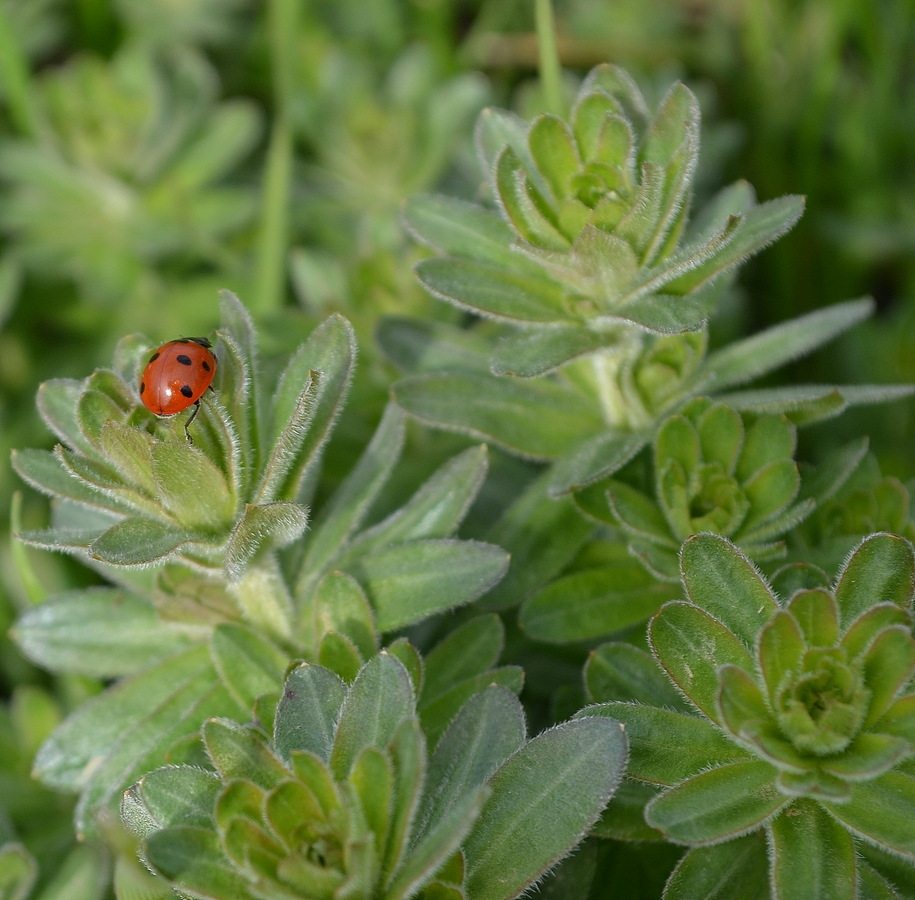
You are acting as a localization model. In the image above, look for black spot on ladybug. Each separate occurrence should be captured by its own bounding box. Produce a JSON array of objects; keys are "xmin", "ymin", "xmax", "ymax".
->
[
  {"xmin": 139, "ymin": 382, "xmax": 145, "ymax": 394},
  {"xmin": 176, "ymin": 354, "xmax": 192, "ymax": 366},
  {"xmin": 180, "ymin": 384, "xmax": 194, "ymax": 398},
  {"xmin": 149, "ymin": 352, "xmax": 160, "ymax": 362},
  {"xmin": 202, "ymin": 360, "xmax": 211, "ymax": 372}
]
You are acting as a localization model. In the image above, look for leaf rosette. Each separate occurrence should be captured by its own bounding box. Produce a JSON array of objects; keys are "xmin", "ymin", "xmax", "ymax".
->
[
  {"xmin": 590, "ymin": 398, "xmax": 815, "ymax": 579},
  {"xmin": 584, "ymin": 531, "xmax": 915, "ymax": 898},
  {"xmin": 122, "ymin": 654, "xmax": 627, "ymax": 900},
  {"xmin": 12, "ymin": 292, "xmax": 513, "ymax": 836}
]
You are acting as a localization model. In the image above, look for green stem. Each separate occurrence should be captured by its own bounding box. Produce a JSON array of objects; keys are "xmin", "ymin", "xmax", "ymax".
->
[
  {"xmin": 252, "ymin": 0, "xmax": 298, "ymax": 314},
  {"xmin": 535, "ymin": 0, "xmax": 563, "ymax": 116},
  {"xmin": 0, "ymin": 4, "xmax": 38, "ymax": 137},
  {"xmin": 229, "ymin": 559, "xmax": 294, "ymax": 642}
]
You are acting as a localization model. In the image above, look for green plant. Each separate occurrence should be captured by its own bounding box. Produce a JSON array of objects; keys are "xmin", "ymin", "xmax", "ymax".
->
[
  {"xmin": 123, "ymin": 655, "xmax": 626, "ymax": 900},
  {"xmin": 586, "ymin": 532, "xmax": 915, "ymax": 897}
]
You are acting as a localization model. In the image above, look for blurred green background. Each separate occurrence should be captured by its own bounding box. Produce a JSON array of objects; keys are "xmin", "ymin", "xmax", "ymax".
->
[{"xmin": 1, "ymin": 0, "xmax": 914, "ymax": 891}]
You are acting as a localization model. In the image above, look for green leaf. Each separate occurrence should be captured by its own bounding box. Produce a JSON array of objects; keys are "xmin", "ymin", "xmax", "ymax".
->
[
  {"xmin": 834, "ymin": 534, "xmax": 915, "ymax": 629},
  {"xmin": 421, "ymin": 615, "xmax": 504, "ymax": 705},
  {"xmin": 385, "ymin": 638, "xmax": 423, "ymax": 696},
  {"xmin": 224, "ymin": 502, "xmax": 309, "ymax": 582},
  {"xmin": 151, "ymin": 442, "xmax": 235, "ymax": 531},
  {"xmin": 592, "ymin": 779, "xmax": 665, "ymax": 842},
  {"xmin": 758, "ymin": 612, "xmax": 805, "ymax": 707},
  {"xmin": 649, "ymin": 601, "xmax": 755, "ymax": 722},
  {"xmin": 418, "ymin": 686, "xmax": 526, "ymax": 847},
  {"xmin": 717, "ymin": 664, "xmax": 771, "ymax": 743},
  {"xmin": 588, "ymin": 702, "xmax": 751, "ymax": 786},
  {"xmin": 490, "ymin": 325, "xmax": 609, "ymax": 378},
  {"xmin": 607, "ymin": 480, "xmax": 679, "ymax": 547},
  {"xmin": 863, "ymin": 626, "xmax": 915, "ymax": 729},
  {"xmin": 0, "ymin": 844, "xmax": 37, "ymax": 900},
  {"xmin": 823, "ymin": 770, "xmax": 915, "ymax": 860},
  {"xmin": 787, "ymin": 589, "xmax": 840, "ymax": 647},
  {"xmin": 145, "ymin": 826, "xmax": 260, "ymax": 900},
  {"xmin": 311, "ymin": 571, "xmax": 378, "ymax": 661},
  {"xmin": 482, "ymin": 471, "xmax": 594, "ymax": 609},
  {"xmin": 394, "ymin": 372, "xmax": 603, "ymax": 462},
  {"xmin": 419, "ymin": 667, "xmax": 524, "ymax": 750},
  {"xmin": 342, "ymin": 445, "xmax": 488, "ymax": 562},
  {"xmin": 699, "ymin": 299, "xmax": 874, "ymax": 392},
  {"xmin": 646, "ymin": 760, "xmax": 786, "ymax": 844},
  {"xmin": 664, "ymin": 195, "xmax": 805, "ymax": 294},
  {"xmin": 415, "ymin": 258, "xmax": 567, "ymax": 324},
  {"xmin": 494, "ymin": 146, "xmax": 568, "ymax": 249},
  {"xmin": 584, "ymin": 642, "xmax": 688, "ymax": 710},
  {"xmin": 383, "ymin": 717, "xmax": 426, "ymax": 885},
  {"xmin": 376, "ymin": 316, "xmax": 492, "ymax": 376},
  {"xmin": 819, "ymin": 732, "xmax": 911, "ymax": 780},
  {"xmin": 476, "ymin": 107, "xmax": 549, "ymax": 196},
  {"xmin": 856, "ymin": 860, "xmax": 903, "ymax": 900},
  {"xmin": 36, "ymin": 379, "xmax": 94, "ymax": 457},
  {"xmin": 520, "ymin": 561, "xmax": 679, "ymax": 642},
  {"xmin": 350, "ymin": 746, "xmax": 393, "ymax": 858},
  {"xmin": 12, "ymin": 587, "xmax": 195, "ymax": 677},
  {"xmin": 129, "ymin": 766, "xmax": 221, "ymax": 833},
  {"xmin": 22, "ymin": 843, "xmax": 108, "ymax": 900},
  {"xmin": 403, "ymin": 195, "xmax": 522, "ymax": 269},
  {"xmin": 528, "ymin": 114, "xmax": 580, "ymax": 201},
  {"xmin": 319, "ymin": 630, "xmax": 363, "ymax": 682},
  {"xmin": 464, "ymin": 717, "xmax": 627, "ymax": 900},
  {"xmin": 297, "ymin": 402, "xmax": 405, "ymax": 597},
  {"xmin": 210, "ymin": 623, "xmax": 287, "ymax": 712},
  {"xmin": 88, "ymin": 517, "xmax": 190, "ymax": 567},
  {"xmin": 798, "ymin": 438, "xmax": 870, "ymax": 505},
  {"xmin": 597, "ymin": 294, "xmax": 707, "ymax": 335},
  {"xmin": 549, "ymin": 430, "xmax": 649, "ymax": 496},
  {"xmin": 348, "ymin": 539, "xmax": 509, "ymax": 632},
  {"xmin": 843, "ymin": 604, "xmax": 913, "ymax": 661},
  {"xmin": 663, "ymin": 833, "xmax": 770, "ymax": 900},
  {"xmin": 274, "ymin": 314, "xmax": 357, "ymax": 504},
  {"xmin": 202, "ymin": 718, "xmax": 289, "ymax": 789},
  {"xmin": 680, "ymin": 534, "xmax": 778, "ymax": 648},
  {"xmin": 329, "ymin": 653, "xmax": 414, "ymax": 780},
  {"xmin": 273, "ymin": 664, "xmax": 346, "ymax": 764}
]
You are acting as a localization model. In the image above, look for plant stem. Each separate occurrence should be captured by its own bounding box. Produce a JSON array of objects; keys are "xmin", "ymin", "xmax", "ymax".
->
[
  {"xmin": 253, "ymin": 0, "xmax": 298, "ymax": 314},
  {"xmin": 535, "ymin": 0, "xmax": 563, "ymax": 116}
]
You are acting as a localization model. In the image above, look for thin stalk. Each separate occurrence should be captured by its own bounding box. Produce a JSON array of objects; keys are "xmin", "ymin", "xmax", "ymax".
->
[
  {"xmin": 0, "ymin": 4, "xmax": 38, "ymax": 137},
  {"xmin": 253, "ymin": 0, "xmax": 298, "ymax": 314},
  {"xmin": 535, "ymin": 0, "xmax": 563, "ymax": 116}
]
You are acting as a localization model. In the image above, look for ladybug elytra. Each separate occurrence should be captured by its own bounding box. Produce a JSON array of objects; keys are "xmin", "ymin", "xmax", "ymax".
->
[{"xmin": 139, "ymin": 337, "xmax": 217, "ymax": 443}]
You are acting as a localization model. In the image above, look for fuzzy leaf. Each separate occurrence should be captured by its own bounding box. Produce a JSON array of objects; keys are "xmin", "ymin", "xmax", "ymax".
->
[
  {"xmin": 202, "ymin": 718, "xmax": 289, "ymax": 789},
  {"xmin": 862, "ymin": 626, "xmax": 915, "ymax": 729},
  {"xmin": 464, "ymin": 717, "xmax": 627, "ymax": 900},
  {"xmin": 128, "ymin": 766, "xmax": 221, "ymax": 833},
  {"xmin": 548, "ymin": 430, "xmax": 649, "ymax": 495},
  {"xmin": 210, "ymin": 623, "xmax": 287, "ymax": 712},
  {"xmin": 273, "ymin": 664, "xmax": 346, "ymax": 764},
  {"xmin": 596, "ymin": 294, "xmax": 707, "ymax": 335},
  {"xmin": 588, "ymin": 702, "xmax": 751, "ymax": 786},
  {"xmin": 490, "ymin": 326, "xmax": 609, "ymax": 378},
  {"xmin": 649, "ymin": 601, "xmax": 755, "ymax": 722},
  {"xmin": 646, "ymin": 760, "xmax": 786, "ymax": 844},
  {"xmin": 415, "ymin": 258, "xmax": 567, "ymax": 324},
  {"xmin": 349, "ymin": 539, "xmax": 508, "ymax": 632},
  {"xmin": 482, "ymin": 471, "xmax": 594, "ymax": 609},
  {"xmin": 151, "ymin": 442, "xmax": 235, "ymax": 531},
  {"xmin": 822, "ymin": 771, "xmax": 915, "ymax": 860},
  {"xmin": 417, "ymin": 687, "xmax": 526, "ymax": 848},
  {"xmin": 224, "ymin": 502, "xmax": 308, "ymax": 582},
  {"xmin": 311, "ymin": 571, "xmax": 378, "ymax": 661},
  {"xmin": 421, "ymin": 615, "xmax": 504, "ymax": 704},
  {"xmin": 329, "ymin": 653, "xmax": 414, "ymax": 780},
  {"xmin": 403, "ymin": 195, "xmax": 523, "ymax": 270},
  {"xmin": 584, "ymin": 643, "xmax": 688, "ymax": 710},
  {"xmin": 699, "ymin": 299, "xmax": 874, "ymax": 392},
  {"xmin": 520, "ymin": 561, "xmax": 679, "ymax": 642},
  {"xmin": 376, "ymin": 316, "xmax": 492, "ymax": 376},
  {"xmin": 664, "ymin": 833, "xmax": 769, "ymax": 900},
  {"xmin": 758, "ymin": 612, "xmax": 805, "ymax": 708},
  {"xmin": 297, "ymin": 402, "xmax": 405, "ymax": 596},
  {"xmin": 834, "ymin": 533, "xmax": 915, "ymax": 629},
  {"xmin": 13, "ymin": 587, "xmax": 195, "ymax": 678},
  {"xmin": 680, "ymin": 534, "xmax": 778, "ymax": 648},
  {"xmin": 0, "ymin": 844, "xmax": 37, "ymax": 900},
  {"xmin": 88, "ymin": 518, "xmax": 189, "ymax": 567},
  {"xmin": 37, "ymin": 378, "xmax": 95, "ymax": 457},
  {"xmin": 394, "ymin": 372, "xmax": 603, "ymax": 462}
]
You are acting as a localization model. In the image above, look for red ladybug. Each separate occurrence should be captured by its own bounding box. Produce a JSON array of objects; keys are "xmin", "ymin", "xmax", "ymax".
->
[{"xmin": 139, "ymin": 337, "xmax": 217, "ymax": 443}]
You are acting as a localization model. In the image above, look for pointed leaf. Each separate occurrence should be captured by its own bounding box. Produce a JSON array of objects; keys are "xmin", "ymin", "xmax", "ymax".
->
[
  {"xmin": 210, "ymin": 623, "xmax": 287, "ymax": 712},
  {"xmin": 202, "ymin": 718, "xmax": 289, "ymax": 789},
  {"xmin": 596, "ymin": 294, "xmax": 707, "ymax": 335},
  {"xmin": 464, "ymin": 717, "xmax": 627, "ymax": 900},
  {"xmin": 649, "ymin": 601, "xmax": 755, "ymax": 722},
  {"xmin": 273, "ymin": 664, "xmax": 346, "ymax": 764},
  {"xmin": 834, "ymin": 534, "xmax": 915, "ymax": 629},
  {"xmin": 700, "ymin": 299, "xmax": 874, "ymax": 392},
  {"xmin": 88, "ymin": 517, "xmax": 189, "ymax": 567},
  {"xmin": 584, "ymin": 642, "xmax": 688, "ymax": 710},
  {"xmin": 680, "ymin": 534, "xmax": 778, "ymax": 648},
  {"xmin": 646, "ymin": 760, "xmax": 785, "ymax": 844},
  {"xmin": 12, "ymin": 587, "xmax": 195, "ymax": 677},
  {"xmin": 490, "ymin": 325, "xmax": 609, "ymax": 378},
  {"xmin": 415, "ymin": 258, "xmax": 567, "ymax": 324},
  {"xmin": 421, "ymin": 615, "xmax": 504, "ymax": 704},
  {"xmin": 664, "ymin": 834, "xmax": 769, "ymax": 900},
  {"xmin": 311, "ymin": 571, "xmax": 378, "ymax": 661},
  {"xmin": 225, "ymin": 502, "xmax": 308, "ymax": 582}
]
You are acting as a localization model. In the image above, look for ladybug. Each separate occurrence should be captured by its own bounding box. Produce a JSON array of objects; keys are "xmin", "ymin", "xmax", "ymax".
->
[{"xmin": 139, "ymin": 337, "xmax": 217, "ymax": 443}]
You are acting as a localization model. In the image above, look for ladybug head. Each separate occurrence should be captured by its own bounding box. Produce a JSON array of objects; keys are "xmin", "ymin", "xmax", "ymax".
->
[{"xmin": 183, "ymin": 336, "xmax": 213, "ymax": 349}]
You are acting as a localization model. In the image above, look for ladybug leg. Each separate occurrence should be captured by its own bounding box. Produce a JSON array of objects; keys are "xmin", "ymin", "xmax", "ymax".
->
[{"xmin": 184, "ymin": 400, "xmax": 201, "ymax": 444}]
